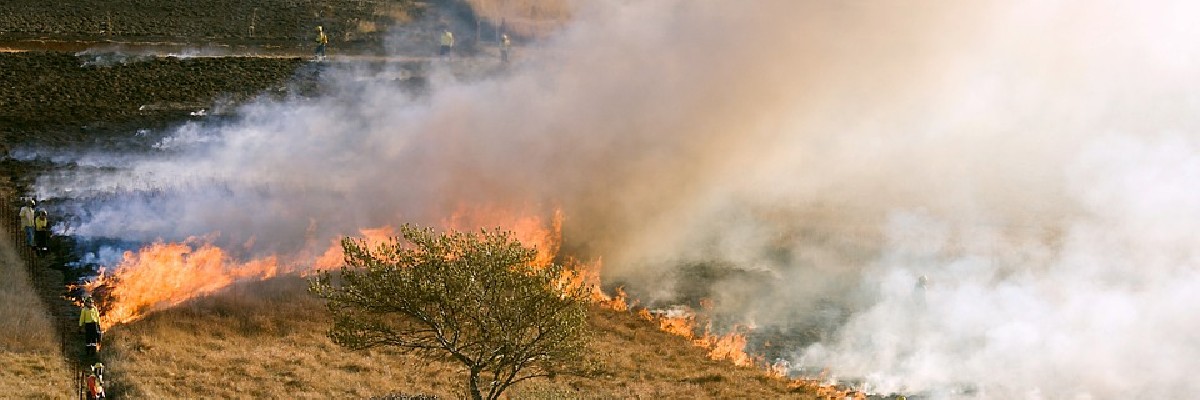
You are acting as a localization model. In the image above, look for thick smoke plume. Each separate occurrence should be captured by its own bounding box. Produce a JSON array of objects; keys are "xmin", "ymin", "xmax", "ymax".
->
[{"xmin": 30, "ymin": 0, "xmax": 1200, "ymax": 397}]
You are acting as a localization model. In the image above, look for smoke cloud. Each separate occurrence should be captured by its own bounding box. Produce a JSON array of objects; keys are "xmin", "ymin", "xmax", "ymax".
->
[{"xmin": 30, "ymin": 0, "xmax": 1200, "ymax": 397}]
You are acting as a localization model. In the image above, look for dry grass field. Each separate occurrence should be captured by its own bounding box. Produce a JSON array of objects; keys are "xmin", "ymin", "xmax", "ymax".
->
[
  {"xmin": 0, "ymin": 219, "xmax": 72, "ymax": 399},
  {"xmin": 101, "ymin": 276, "xmax": 813, "ymax": 399},
  {"xmin": 0, "ymin": 2, "xmax": 821, "ymax": 397}
]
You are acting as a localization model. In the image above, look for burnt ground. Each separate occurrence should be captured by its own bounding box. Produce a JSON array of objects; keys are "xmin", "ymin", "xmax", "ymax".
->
[
  {"xmin": 0, "ymin": 49, "xmax": 325, "ymax": 396},
  {"xmin": 0, "ymin": 1, "xmax": 517, "ymax": 396},
  {"xmin": 0, "ymin": 4, "xmax": 409, "ymax": 393},
  {"xmin": 0, "ymin": 52, "xmax": 316, "ymax": 192},
  {"xmin": 0, "ymin": 0, "xmax": 505, "ymax": 56},
  {"xmin": 0, "ymin": 0, "xmax": 420, "ymax": 44}
]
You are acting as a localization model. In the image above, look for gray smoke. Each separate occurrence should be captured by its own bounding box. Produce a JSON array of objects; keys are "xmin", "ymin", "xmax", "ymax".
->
[{"xmin": 34, "ymin": 1, "xmax": 1200, "ymax": 397}]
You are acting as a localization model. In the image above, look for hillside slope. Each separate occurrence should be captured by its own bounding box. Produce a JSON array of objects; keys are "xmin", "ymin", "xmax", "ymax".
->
[
  {"xmin": 0, "ymin": 207, "xmax": 72, "ymax": 398},
  {"xmin": 102, "ymin": 277, "xmax": 813, "ymax": 399}
]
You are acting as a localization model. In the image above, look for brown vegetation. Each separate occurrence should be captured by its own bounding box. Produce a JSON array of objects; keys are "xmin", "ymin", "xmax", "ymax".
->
[
  {"xmin": 0, "ymin": 3, "xmax": 820, "ymax": 397},
  {"xmin": 0, "ymin": 212, "xmax": 72, "ymax": 398},
  {"xmin": 102, "ymin": 276, "xmax": 812, "ymax": 399}
]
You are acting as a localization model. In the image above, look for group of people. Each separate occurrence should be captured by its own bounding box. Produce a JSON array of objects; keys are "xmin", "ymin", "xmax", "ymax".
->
[
  {"xmin": 313, "ymin": 25, "xmax": 513, "ymax": 63},
  {"xmin": 81, "ymin": 297, "xmax": 106, "ymax": 399},
  {"xmin": 437, "ymin": 28, "xmax": 513, "ymax": 63},
  {"xmin": 17, "ymin": 198, "xmax": 50, "ymax": 254},
  {"xmin": 16, "ymin": 197, "xmax": 106, "ymax": 398}
]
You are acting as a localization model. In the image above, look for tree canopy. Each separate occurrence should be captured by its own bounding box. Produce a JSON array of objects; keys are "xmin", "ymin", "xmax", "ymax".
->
[{"xmin": 309, "ymin": 224, "xmax": 591, "ymax": 400}]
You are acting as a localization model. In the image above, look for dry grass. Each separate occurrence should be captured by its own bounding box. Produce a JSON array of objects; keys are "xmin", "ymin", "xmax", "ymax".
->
[
  {"xmin": 0, "ymin": 228, "xmax": 56, "ymax": 352},
  {"xmin": 0, "ymin": 219, "xmax": 73, "ymax": 398},
  {"xmin": 0, "ymin": 353, "xmax": 74, "ymax": 399},
  {"xmin": 104, "ymin": 276, "xmax": 815, "ymax": 399}
]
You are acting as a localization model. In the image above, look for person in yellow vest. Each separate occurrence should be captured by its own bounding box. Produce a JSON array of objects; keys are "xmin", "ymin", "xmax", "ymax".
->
[
  {"xmin": 33, "ymin": 209, "xmax": 49, "ymax": 253},
  {"xmin": 314, "ymin": 26, "xmax": 329, "ymax": 61},
  {"xmin": 80, "ymin": 297, "xmax": 102, "ymax": 353},
  {"xmin": 18, "ymin": 199, "xmax": 35, "ymax": 248},
  {"xmin": 500, "ymin": 33, "xmax": 511, "ymax": 63},
  {"xmin": 439, "ymin": 29, "xmax": 455, "ymax": 57}
]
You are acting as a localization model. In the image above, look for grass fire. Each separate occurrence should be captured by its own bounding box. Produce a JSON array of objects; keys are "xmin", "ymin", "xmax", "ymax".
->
[{"xmin": 4, "ymin": 0, "xmax": 1200, "ymax": 399}]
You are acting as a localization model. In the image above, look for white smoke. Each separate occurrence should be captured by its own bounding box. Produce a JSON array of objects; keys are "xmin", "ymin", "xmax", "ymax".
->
[{"xmin": 32, "ymin": 0, "xmax": 1200, "ymax": 397}]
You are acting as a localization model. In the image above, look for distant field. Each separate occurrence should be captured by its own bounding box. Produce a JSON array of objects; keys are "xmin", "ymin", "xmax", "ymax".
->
[{"xmin": 0, "ymin": 0, "xmax": 397, "ymax": 42}]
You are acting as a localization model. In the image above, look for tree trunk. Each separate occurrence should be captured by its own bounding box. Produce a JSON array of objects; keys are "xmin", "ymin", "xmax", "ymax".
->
[{"xmin": 469, "ymin": 367, "xmax": 483, "ymax": 400}]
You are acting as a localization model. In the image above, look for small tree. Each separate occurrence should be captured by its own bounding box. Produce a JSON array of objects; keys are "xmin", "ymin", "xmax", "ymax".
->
[{"xmin": 310, "ymin": 224, "xmax": 591, "ymax": 400}]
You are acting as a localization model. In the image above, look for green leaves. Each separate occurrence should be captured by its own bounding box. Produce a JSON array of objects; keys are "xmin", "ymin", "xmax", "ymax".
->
[{"xmin": 309, "ymin": 224, "xmax": 590, "ymax": 400}]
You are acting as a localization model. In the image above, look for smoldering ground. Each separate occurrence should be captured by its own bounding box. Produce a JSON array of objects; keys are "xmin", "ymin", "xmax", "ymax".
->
[{"xmin": 29, "ymin": 1, "xmax": 1200, "ymax": 397}]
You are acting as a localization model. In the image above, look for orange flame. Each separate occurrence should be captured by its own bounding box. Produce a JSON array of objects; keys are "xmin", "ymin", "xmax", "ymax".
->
[
  {"xmin": 788, "ymin": 378, "xmax": 866, "ymax": 400},
  {"xmin": 442, "ymin": 204, "xmax": 563, "ymax": 268},
  {"xmin": 314, "ymin": 226, "xmax": 397, "ymax": 270},
  {"xmin": 87, "ymin": 204, "xmax": 791, "ymax": 386},
  {"xmin": 89, "ymin": 205, "xmax": 584, "ymax": 329},
  {"xmin": 87, "ymin": 238, "xmax": 281, "ymax": 329},
  {"xmin": 649, "ymin": 306, "xmax": 758, "ymax": 368},
  {"xmin": 697, "ymin": 325, "xmax": 754, "ymax": 367}
]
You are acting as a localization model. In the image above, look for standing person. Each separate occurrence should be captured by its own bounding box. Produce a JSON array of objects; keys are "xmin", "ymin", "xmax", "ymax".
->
[
  {"xmin": 33, "ymin": 209, "xmax": 49, "ymax": 253},
  {"xmin": 314, "ymin": 26, "xmax": 329, "ymax": 61},
  {"xmin": 86, "ymin": 371, "xmax": 105, "ymax": 399},
  {"xmin": 80, "ymin": 298, "xmax": 102, "ymax": 355},
  {"xmin": 18, "ymin": 199, "xmax": 35, "ymax": 248},
  {"xmin": 439, "ymin": 29, "xmax": 455, "ymax": 57},
  {"xmin": 91, "ymin": 362, "xmax": 105, "ymax": 383},
  {"xmin": 500, "ymin": 33, "xmax": 511, "ymax": 63}
]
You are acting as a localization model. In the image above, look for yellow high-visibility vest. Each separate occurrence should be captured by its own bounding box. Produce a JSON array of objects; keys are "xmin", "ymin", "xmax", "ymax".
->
[
  {"xmin": 80, "ymin": 306, "xmax": 100, "ymax": 326},
  {"xmin": 19, "ymin": 206, "xmax": 34, "ymax": 227}
]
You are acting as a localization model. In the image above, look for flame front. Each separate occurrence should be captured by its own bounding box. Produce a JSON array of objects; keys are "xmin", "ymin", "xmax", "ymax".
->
[
  {"xmin": 88, "ymin": 206, "xmax": 783, "ymax": 384},
  {"xmin": 88, "ymin": 239, "xmax": 281, "ymax": 329},
  {"xmin": 650, "ymin": 306, "xmax": 757, "ymax": 367}
]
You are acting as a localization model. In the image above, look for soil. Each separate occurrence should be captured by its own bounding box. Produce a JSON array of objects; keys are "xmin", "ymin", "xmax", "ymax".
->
[
  {"xmin": 0, "ymin": 48, "xmax": 323, "ymax": 395},
  {"xmin": 0, "ymin": 2, "xmax": 415, "ymax": 394},
  {"xmin": 0, "ymin": 1, "xmax": 510, "ymax": 396},
  {"xmin": 0, "ymin": 0, "xmax": 421, "ymax": 43}
]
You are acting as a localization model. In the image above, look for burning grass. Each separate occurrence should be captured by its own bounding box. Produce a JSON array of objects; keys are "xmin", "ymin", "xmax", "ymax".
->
[
  {"xmin": 101, "ymin": 276, "xmax": 814, "ymax": 399},
  {"xmin": 87, "ymin": 208, "xmax": 819, "ymax": 397}
]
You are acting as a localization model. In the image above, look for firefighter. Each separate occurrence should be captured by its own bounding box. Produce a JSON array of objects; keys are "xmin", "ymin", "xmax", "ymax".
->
[
  {"xmin": 86, "ymin": 371, "xmax": 106, "ymax": 399},
  {"xmin": 18, "ymin": 199, "xmax": 35, "ymax": 248},
  {"xmin": 91, "ymin": 362, "xmax": 105, "ymax": 383},
  {"xmin": 314, "ymin": 26, "xmax": 329, "ymax": 61},
  {"xmin": 915, "ymin": 275, "xmax": 928, "ymax": 306},
  {"xmin": 80, "ymin": 297, "xmax": 102, "ymax": 355},
  {"xmin": 500, "ymin": 33, "xmax": 511, "ymax": 63},
  {"xmin": 439, "ymin": 29, "xmax": 455, "ymax": 57},
  {"xmin": 33, "ymin": 209, "xmax": 49, "ymax": 253}
]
